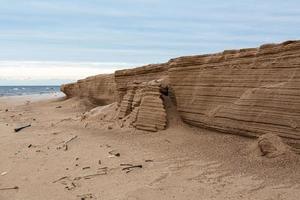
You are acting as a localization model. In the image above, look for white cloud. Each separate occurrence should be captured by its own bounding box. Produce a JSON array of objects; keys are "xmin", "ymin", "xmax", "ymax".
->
[{"xmin": 0, "ymin": 61, "xmax": 135, "ymax": 81}]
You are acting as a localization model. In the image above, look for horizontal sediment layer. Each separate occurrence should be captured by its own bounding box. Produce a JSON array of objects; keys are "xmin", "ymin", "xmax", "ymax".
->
[
  {"xmin": 61, "ymin": 74, "xmax": 116, "ymax": 105},
  {"xmin": 168, "ymin": 40, "xmax": 300, "ymax": 147},
  {"xmin": 60, "ymin": 40, "xmax": 300, "ymax": 148}
]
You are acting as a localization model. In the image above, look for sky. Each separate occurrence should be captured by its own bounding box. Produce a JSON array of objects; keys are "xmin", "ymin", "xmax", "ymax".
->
[{"xmin": 0, "ymin": 0, "xmax": 299, "ymax": 85}]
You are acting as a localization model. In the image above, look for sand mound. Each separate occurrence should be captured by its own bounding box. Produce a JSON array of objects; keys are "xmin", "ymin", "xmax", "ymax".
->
[
  {"xmin": 258, "ymin": 133, "xmax": 290, "ymax": 158},
  {"xmin": 82, "ymin": 102, "xmax": 118, "ymax": 122},
  {"xmin": 60, "ymin": 97, "xmax": 97, "ymax": 112},
  {"xmin": 79, "ymin": 102, "xmax": 121, "ymax": 129},
  {"xmin": 78, "ymin": 94, "xmax": 183, "ymax": 132}
]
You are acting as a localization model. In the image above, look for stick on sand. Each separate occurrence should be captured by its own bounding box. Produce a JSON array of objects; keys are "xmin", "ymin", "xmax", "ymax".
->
[
  {"xmin": 14, "ymin": 124, "xmax": 31, "ymax": 132},
  {"xmin": 0, "ymin": 186, "xmax": 19, "ymax": 191}
]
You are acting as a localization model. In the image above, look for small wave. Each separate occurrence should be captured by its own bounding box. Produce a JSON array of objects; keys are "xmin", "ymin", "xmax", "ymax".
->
[{"xmin": 0, "ymin": 86, "xmax": 60, "ymax": 97}]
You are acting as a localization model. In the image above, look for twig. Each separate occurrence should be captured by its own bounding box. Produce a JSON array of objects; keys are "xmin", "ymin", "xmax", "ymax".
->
[
  {"xmin": 83, "ymin": 172, "xmax": 107, "ymax": 179},
  {"xmin": 120, "ymin": 163, "xmax": 133, "ymax": 166},
  {"xmin": 74, "ymin": 172, "xmax": 107, "ymax": 180},
  {"xmin": 108, "ymin": 150, "xmax": 120, "ymax": 157},
  {"xmin": 126, "ymin": 169, "xmax": 134, "ymax": 174},
  {"xmin": 82, "ymin": 166, "xmax": 90, "ymax": 170},
  {"xmin": 60, "ymin": 135, "xmax": 77, "ymax": 151},
  {"xmin": 65, "ymin": 135, "xmax": 78, "ymax": 144},
  {"xmin": 14, "ymin": 124, "xmax": 31, "ymax": 132},
  {"xmin": 0, "ymin": 186, "xmax": 19, "ymax": 190},
  {"xmin": 98, "ymin": 167, "xmax": 108, "ymax": 170},
  {"xmin": 122, "ymin": 165, "xmax": 143, "ymax": 171},
  {"xmin": 52, "ymin": 176, "xmax": 69, "ymax": 183}
]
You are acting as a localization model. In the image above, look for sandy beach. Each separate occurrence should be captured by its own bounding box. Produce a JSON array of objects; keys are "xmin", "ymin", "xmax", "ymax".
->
[
  {"xmin": 0, "ymin": 95, "xmax": 299, "ymax": 200},
  {"xmin": 1, "ymin": 0, "xmax": 300, "ymax": 199}
]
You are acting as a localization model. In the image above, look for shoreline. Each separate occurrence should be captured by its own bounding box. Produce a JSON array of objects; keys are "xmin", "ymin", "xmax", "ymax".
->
[{"xmin": 0, "ymin": 92, "xmax": 65, "ymax": 104}]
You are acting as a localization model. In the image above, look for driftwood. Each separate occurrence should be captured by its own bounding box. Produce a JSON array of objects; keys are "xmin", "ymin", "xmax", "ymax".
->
[
  {"xmin": 74, "ymin": 172, "xmax": 107, "ymax": 180},
  {"xmin": 122, "ymin": 165, "xmax": 143, "ymax": 171},
  {"xmin": 0, "ymin": 186, "xmax": 19, "ymax": 190},
  {"xmin": 145, "ymin": 159, "xmax": 154, "ymax": 162},
  {"xmin": 121, "ymin": 164, "xmax": 143, "ymax": 173},
  {"xmin": 108, "ymin": 150, "xmax": 120, "ymax": 157},
  {"xmin": 52, "ymin": 176, "xmax": 69, "ymax": 183},
  {"xmin": 60, "ymin": 135, "xmax": 78, "ymax": 151},
  {"xmin": 14, "ymin": 124, "xmax": 31, "ymax": 132},
  {"xmin": 120, "ymin": 163, "xmax": 133, "ymax": 167},
  {"xmin": 82, "ymin": 166, "xmax": 90, "ymax": 170},
  {"xmin": 65, "ymin": 135, "xmax": 78, "ymax": 144}
]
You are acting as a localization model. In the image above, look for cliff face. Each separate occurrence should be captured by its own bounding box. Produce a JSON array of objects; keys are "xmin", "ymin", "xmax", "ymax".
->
[
  {"xmin": 60, "ymin": 40, "xmax": 300, "ymax": 148},
  {"xmin": 168, "ymin": 40, "xmax": 300, "ymax": 147},
  {"xmin": 114, "ymin": 63, "xmax": 169, "ymax": 103},
  {"xmin": 61, "ymin": 74, "xmax": 116, "ymax": 105},
  {"xmin": 114, "ymin": 64, "xmax": 169, "ymax": 132},
  {"xmin": 60, "ymin": 82, "xmax": 79, "ymax": 98}
]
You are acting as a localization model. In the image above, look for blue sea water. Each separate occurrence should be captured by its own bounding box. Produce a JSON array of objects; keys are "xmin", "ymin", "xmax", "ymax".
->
[{"xmin": 0, "ymin": 86, "xmax": 61, "ymax": 96}]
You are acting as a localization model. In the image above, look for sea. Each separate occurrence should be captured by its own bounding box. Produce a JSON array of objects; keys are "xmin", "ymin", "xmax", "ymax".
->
[{"xmin": 0, "ymin": 86, "xmax": 61, "ymax": 97}]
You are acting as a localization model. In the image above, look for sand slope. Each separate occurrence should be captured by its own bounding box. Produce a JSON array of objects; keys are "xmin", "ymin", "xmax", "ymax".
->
[{"xmin": 0, "ymin": 95, "xmax": 299, "ymax": 200}]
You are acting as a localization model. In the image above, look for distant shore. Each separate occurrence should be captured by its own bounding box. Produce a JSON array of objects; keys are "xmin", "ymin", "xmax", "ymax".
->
[
  {"xmin": 0, "ymin": 85, "xmax": 61, "ymax": 97},
  {"xmin": 0, "ymin": 92, "xmax": 65, "ymax": 104}
]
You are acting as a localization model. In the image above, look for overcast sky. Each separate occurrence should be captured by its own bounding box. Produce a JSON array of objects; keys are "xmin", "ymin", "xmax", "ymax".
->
[{"xmin": 0, "ymin": 0, "xmax": 299, "ymax": 85}]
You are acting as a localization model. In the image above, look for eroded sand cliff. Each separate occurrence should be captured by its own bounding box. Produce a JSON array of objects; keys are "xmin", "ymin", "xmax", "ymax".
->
[
  {"xmin": 61, "ymin": 40, "xmax": 300, "ymax": 151},
  {"xmin": 1, "ymin": 40, "xmax": 300, "ymax": 200},
  {"xmin": 61, "ymin": 74, "xmax": 116, "ymax": 105}
]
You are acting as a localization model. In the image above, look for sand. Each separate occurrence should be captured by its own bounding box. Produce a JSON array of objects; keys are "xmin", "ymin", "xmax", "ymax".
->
[{"xmin": 0, "ymin": 95, "xmax": 299, "ymax": 200}]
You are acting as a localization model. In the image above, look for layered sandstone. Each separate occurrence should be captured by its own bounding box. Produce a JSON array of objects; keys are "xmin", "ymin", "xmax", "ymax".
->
[
  {"xmin": 134, "ymin": 85, "xmax": 167, "ymax": 131},
  {"xmin": 117, "ymin": 79, "xmax": 168, "ymax": 132},
  {"xmin": 114, "ymin": 63, "xmax": 169, "ymax": 104},
  {"xmin": 168, "ymin": 40, "xmax": 300, "ymax": 148},
  {"xmin": 61, "ymin": 74, "xmax": 116, "ymax": 105},
  {"xmin": 60, "ymin": 40, "xmax": 300, "ymax": 149},
  {"xmin": 118, "ymin": 84, "xmax": 138, "ymax": 119}
]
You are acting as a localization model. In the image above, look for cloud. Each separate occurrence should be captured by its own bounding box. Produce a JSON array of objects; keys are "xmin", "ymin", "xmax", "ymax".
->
[
  {"xmin": 0, "ymin": 0, "xmax": 299, "ymax": 85},
  {"xmin": 0, "ymin": 61, "xmax": 135, "ymax": 82}
]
